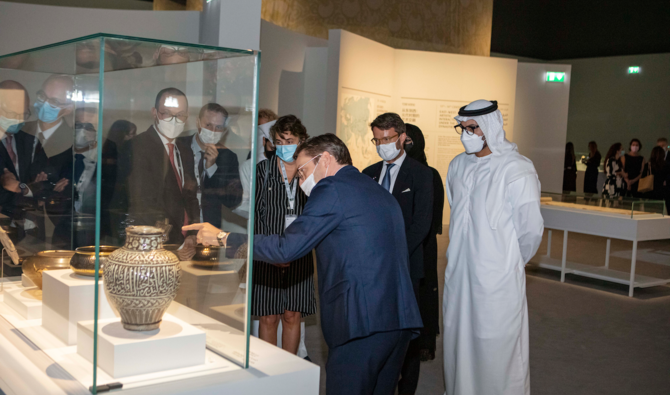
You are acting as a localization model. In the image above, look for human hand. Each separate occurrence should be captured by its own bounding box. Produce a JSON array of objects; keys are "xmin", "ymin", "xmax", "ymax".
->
[
  {"xmin": 1, "ymin": 169, "xmax": 20, "ymax": 193},
  {"xmin": 204, "ymin": 144, "xmax": 218, "ymax": 169},
  {"xmin": 34, "ymin": 172, "xmax": 48, "ymax": 182},
  {"xmin": 182, "ymin": 222, "xmax": 227, "ymax": 247},
  {"xmin": 53, "ymin": 178, "xmax": 69, "ymax": 192},
  {"xmin": 177, "ymin": 235, "xmax": 197, "ymax": 261}
]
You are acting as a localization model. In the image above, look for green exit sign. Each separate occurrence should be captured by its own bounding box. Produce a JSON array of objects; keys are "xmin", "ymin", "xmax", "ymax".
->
[
  {"xmin": 628, "ymin": 66, "xmax": 641, "ymax": 74},
  {"xmin": 546, "ymin": 72, "xmax": 566, "ymax": 82}
]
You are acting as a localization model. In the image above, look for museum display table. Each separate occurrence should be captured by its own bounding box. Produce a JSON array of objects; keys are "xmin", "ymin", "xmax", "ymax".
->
[
  {"xmin": 536, "ymin": 200, "xmax": 670, "ymax": 297},
  {"xmin": 0, "ymin": 278, "xmax": 319, "ymax": 395}
]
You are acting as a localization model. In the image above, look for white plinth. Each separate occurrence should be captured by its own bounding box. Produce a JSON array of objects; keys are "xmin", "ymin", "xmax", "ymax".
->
[
  {"xmin": 21, "ymin": 273, "xmax": 34, "ymax": 288},
  {"xmin": 42, "ymin": 269, "xmax": 116, "ymax": 345},
  {"xmin": 4, "ymin": 286, "xmax": 42, "ymax": 320},
  {"xmin": 77, "ymin": 314, "xmax": 206, "ymax": 378}
]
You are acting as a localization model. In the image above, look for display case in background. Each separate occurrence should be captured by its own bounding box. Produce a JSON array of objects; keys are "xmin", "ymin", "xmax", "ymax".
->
[
  {"xmin": 0, "ymin": 34, "xmax": 260, "ymax": 393},
  {"xmin": 541, "ymin": 192, "xmax": 666, "ymax": 218}
]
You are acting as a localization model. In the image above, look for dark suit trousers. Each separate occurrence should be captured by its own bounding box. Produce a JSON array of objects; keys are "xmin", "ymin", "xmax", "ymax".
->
[
  {"xmin": 326, "ymin": 329, "xmax": 412, "ymax": 395},
  {"xmin": 398, "ymin": 282, "xmax": 421, "ymax": 394}
]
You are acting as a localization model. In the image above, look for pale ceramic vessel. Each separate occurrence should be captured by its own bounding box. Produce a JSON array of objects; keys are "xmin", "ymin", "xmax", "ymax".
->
[{"xmin": 104, "ymin": 226, "xmax": 181, "ymax": 331}]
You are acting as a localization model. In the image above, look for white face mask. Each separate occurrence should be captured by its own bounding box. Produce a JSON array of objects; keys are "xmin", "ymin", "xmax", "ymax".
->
[
  {"xmin": 461, "ymin": 132, "xmax": 486, "ymax": 154},
  {"xmin": 199, "ymin": 127, "xmax": 222, "ymax": 145},
  {"xmin": 299, "ymin": 154, "xmax": 326, "ymax": 197},
  {"xmin": 376, "ymin": 141, "xmax": 401, "ymax": 161},
  {"xmin": 75, "ymin": 128, "xmax": 91, "ymax": 149},
  {"xmin": 630, "ymin": 145, "xmax": 639, "ymax": 153},
  {"xmin": 0, "ymin": 116, "xmax": 22, "ymax": 134},
  {"xmin": 156, "ymin": 117, "xmax": 185, "ymax": 139}
]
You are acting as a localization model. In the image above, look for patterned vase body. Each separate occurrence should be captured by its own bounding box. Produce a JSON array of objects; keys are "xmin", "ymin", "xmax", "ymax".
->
[{"xmin": 104, "ymin": 226, "xmax": 181, "ymax": 331}]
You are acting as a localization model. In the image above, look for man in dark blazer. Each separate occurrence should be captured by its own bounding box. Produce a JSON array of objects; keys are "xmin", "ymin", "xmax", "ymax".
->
[
  {"xmin": 123, "ymin": 87, "xmax": 200, "ymax": 255},
  {"xmin": 362, "ymin": 113, "xmax": 433, "ymax": 395},
  {"xmin": 185, "ymin": 134, "xmax": 422, "ymax": 395},
  {"xmin": 176, "ymin": 103, "xmax": 242, "ymax": 227}
]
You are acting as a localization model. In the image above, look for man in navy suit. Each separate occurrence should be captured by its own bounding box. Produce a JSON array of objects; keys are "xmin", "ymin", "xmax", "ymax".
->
[
  {"xmin": 362, "ymin": 113, "xmax": 433, "ymax": 395},
  {"xmin": 185, "ymin": 134, "xmax": 422, "ymax": 395}
]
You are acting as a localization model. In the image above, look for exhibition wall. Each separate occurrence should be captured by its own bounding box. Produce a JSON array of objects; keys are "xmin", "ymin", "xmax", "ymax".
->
[
  {"xmin": 513, "ymin": 62, "xmax": 571, "ymax": 194},
  {"xmin": 557, "ymin": 53, "xmax": 670, "ymax": 158},
  {"xmin": 326, "ymin": 29, "xmax": 519, "ymax": 222}
]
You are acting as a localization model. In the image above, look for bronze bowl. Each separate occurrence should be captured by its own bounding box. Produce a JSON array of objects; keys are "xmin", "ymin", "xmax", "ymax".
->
[
  {"xmin": 23, "ymin": 250, "xmax": 76, "ymax": 289},
  {"xmin": 192, "ymin": 245, "xmax": 233, "ymax": 267},
  {"xmin": 70, "ymin": 246, "xmax": 119, "ymax": 277}
]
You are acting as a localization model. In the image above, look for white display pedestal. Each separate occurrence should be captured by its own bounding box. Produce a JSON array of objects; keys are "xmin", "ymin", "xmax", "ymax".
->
[
  {"xmin": 4, "ymin": 286, "xmax": 42, "ymax": 320},
  {"xmin": 42, "ymin": 269, "xmax": 116, "ymax": 345},
  {"xmin": 22, "ymin": 273, "xmax": 34, "ymax": 288},
  {"xmin": 77, "ymin": 314, "xmax": 206, "ymax": 378}
]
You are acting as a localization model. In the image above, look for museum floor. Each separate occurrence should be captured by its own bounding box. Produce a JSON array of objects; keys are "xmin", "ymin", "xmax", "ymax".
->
[{"xmin": 302, "ymin": 230, "xmax": 670, "ymax": 394}]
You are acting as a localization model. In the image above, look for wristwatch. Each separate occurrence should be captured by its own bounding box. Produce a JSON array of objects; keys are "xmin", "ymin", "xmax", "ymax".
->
[
  {"xmin": 216, "ymin": 231, "xmax": 228, "ymax": 247},
  {"xmin": 19, "ymin": 183, "xmax": 28, "ymax": 196}
]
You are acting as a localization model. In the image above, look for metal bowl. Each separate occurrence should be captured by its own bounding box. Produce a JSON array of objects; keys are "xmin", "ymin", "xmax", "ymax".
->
[
  {"xmin": 70, "ymin": 246, "xmax": 119, "ymax": 277},
  {"xmin": 192, "ymin": 245, "xmax": 233, "ymax": 267},
  {"xmin": 23, "ymin": 250, "xmax": 76, "ymax": 289},
  {"xmin": 163, "ymin": 244, "xmax": 180, "ymax": 252}
]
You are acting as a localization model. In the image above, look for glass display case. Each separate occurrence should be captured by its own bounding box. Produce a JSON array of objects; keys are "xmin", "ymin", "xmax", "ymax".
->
[
  {"xmin": 0, "ymin": 34, "xmax": 259, "ymax": 393},
  {"xmin": 541, "ymin": 192, "xmax": 666, "ymax": 218}
]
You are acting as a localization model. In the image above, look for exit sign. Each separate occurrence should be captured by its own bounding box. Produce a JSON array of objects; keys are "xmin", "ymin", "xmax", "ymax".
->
[
  {"xmin": 546, "ymin": 72, "xmax": 566, "ymax": 82},
  {"xmin": 628, "ymin": 66, "xmax": 641, "ymax": 74}
]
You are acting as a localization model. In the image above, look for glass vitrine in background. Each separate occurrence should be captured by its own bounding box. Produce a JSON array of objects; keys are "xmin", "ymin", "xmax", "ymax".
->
[
  {"xmin": 0, "ymin": 34, "xmax": 259, "ymax": 393},
  {"xmin": 540, "ymin": 192, "xmax": 666, "ymax": 218}
]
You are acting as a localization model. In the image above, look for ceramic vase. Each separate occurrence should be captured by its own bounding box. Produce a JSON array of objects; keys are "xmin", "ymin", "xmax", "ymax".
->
[{"xmin": 104, "ymin": 226, "xmax": 181, "ymax": 331}]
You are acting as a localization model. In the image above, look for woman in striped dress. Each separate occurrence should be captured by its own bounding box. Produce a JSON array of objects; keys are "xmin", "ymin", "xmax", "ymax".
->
[{"xmin": 253, "ymin": 115, "xmax": 316, "ymax": 354}]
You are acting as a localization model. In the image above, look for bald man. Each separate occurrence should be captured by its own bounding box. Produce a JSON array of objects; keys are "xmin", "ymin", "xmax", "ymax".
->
[{"xmin": 22, "ymin": 75, "xmax": 76, "ymax": 247}]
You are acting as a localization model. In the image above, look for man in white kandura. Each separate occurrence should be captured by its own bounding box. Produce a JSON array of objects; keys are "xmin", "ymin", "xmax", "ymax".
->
[{"xmin": 443, "ymin": 100, "xmax": 544, "ymax": 395}]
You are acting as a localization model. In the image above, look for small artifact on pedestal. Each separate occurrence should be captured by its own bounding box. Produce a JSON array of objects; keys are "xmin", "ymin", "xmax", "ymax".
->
[
  {"xmin": 22, "ymin": 250, "xmax": 76, "ymax": 289},
  {"xmin": 104, "ymin": 226, "xmax": 181, "ymax": 331},
  {"xmin": 70, "ymin": 246, "xmax": 119, "ymax": 276}
]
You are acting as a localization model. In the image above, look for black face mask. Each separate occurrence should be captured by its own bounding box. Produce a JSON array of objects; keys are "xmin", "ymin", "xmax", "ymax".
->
[
  {"xmin": 264, "ymin": 146, "xmax": 275, "ymax": 159},
  {"xmin": 404, "ymin": 142, "xmax": 414, "ymax": 153}
]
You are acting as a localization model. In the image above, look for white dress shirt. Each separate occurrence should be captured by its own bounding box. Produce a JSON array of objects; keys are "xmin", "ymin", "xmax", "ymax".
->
[
  {"xmin": 2, "ymin": 134, "xmax": 19, "ymax": 176},
  {"xmin": 32, "ymin": 119, "xmax": 62, "ymax": 161},
  {"xmin": 190, "ymin": 134, "xmax": 218, "ymax": 222},
  {"xmin": 377, "ymin": 151, "xmax": 406, "ymax": 193},
  {"xmin": 74, "ymin": 149, "xmax": 97, "ymax": 213},
  {"xmin": 154, "ymin": 125, "xmax": 184, "ymax": 188}
]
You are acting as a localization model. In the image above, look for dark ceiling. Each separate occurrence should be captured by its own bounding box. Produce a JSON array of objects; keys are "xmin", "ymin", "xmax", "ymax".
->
[{"xmin": 491, "ymin": 0, "xmax": 670, "ymax": 60}]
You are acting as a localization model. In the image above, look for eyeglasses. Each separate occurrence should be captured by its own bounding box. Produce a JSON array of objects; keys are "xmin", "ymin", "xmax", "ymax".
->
[
  {"xmin": 36, "ymin": 90, "xmax": 72, "ymax": 108},
  {"xmin": 453, "ymin": 124, "xmax": 480, "ymax": 135},
  {"xmin": 371, "ymin": 133, "xmax": 400, "ymax": 146},
  {"xmin": 297, "ymin": 154, "xmax": 321, "ymax": 181},
  {"xmin": 158, "ymin": 109, "xmax": 188, "ymax": 123},
  {"xmin": 0, "ymin": 106, "xmax": 31, "ymax": 121}
]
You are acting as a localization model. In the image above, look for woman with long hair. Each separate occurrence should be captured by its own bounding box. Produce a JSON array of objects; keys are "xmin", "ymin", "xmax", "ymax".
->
[
  {"xmin": 621, "ymin": 138, "xmax": 645, "ymax": 197},
  {"xmin": 642, "ymin": 146, "xmax": 668, "ymax": 200},
  {"xmin": 583, "ymin": 141, "xmax": 602, "ymax": 194},
  {"xmin": 602, "ymin": 143, "xmax": 624, "ymax": 198},
  {"xmin": 563, "ymin": 142, "xmax": 577, "ymax": 192}
]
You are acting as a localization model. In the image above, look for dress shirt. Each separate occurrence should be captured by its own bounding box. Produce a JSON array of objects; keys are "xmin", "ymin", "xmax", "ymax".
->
[
  {"xmin": 32, "ymin": 119, "xmax": 62, "ymax": 161},
  {"xmin": 377, "ymin": 151, "xmax": 406, "ymax": 193},
  {"xmin": 2, "ymin": 134, "xmax": 19, "ymax": 176},
  {"xmin": 190, "ymin": 134, "xmax": 217, "ymax": 222},
  {"xmin": 154, "ymin": 125, "xmax": 184, "ymax": 188}
]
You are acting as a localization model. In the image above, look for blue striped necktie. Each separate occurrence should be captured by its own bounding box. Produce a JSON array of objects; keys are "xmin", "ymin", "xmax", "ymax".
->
[{"xmin": 381, "ymin": 163, "xmax": 395, "ymax": 192}]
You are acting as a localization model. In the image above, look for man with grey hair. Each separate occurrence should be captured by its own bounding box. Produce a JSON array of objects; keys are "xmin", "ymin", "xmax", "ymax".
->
[{"xmin": 443, "ymin": 100, "xmax": 544, "ymax": 395}]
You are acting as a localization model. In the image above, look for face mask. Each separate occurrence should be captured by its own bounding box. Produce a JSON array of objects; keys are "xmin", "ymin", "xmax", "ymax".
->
[
  {"xmin": 461, "ymin": 132, "xmax": 486, "ymax": 154},
  {"xmin": 156, "ymin": 117, "xmax": 185, "ymax": 139},
  {"xmin": 0, "ymin": 116, "xmax": 23, "ymax": 134},
  {"xmin": 376, "ymin": 141, "xmax": 401, "ymax": 161},
  {"xmin": 199, "ymin": 127, "xmax": 222, "ymax": 145},
  {"xmin": 74, "ymin": 128, "xmax": 91, "ymax": 149},
  {"xmin": 34, "ymin": 100, "xmax": 62, "ymax": 123},
  {"xmin": 404, "ymin": 142, "xmax": 414, "ymax": 153},
  {"xmin": 276, "ymin": 144, "xmax": 297, "ymax": 163},
  {"xmin": 299, "ymin": 154, "xmax": 325, "ymax": 197},
  {"xmin": 630, "ymin": 145, "xmax": 639, "ymax": 153}
]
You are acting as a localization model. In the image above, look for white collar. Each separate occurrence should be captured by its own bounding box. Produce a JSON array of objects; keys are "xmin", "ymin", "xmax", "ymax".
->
[
  {"xmin": 191, "ymin": 133, "xmax": 203, "ymax": 153},
  {"xmin": 385, "ymin": 151, "xmax": 406, "ymax": 168},
  {"xmin": 37, "ymin": 119, "xmax": 63, "ymax": 141}
]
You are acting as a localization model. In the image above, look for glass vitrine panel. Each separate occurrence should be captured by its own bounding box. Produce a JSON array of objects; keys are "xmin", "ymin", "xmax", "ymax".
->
[{"xmin": 541, "ymin": 192, "xmax": 665, "ymax": 218}]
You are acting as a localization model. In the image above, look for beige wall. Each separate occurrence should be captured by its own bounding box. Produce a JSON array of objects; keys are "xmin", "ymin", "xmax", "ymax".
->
[{"xmin": 261, "ymin": 0, "xmax": 493, "ymax": 56}]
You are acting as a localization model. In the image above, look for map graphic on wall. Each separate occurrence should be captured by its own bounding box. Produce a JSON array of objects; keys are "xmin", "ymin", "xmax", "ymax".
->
[{"xmin": 340, "ymin": 91, "xmax": 391, "ymax": 169}]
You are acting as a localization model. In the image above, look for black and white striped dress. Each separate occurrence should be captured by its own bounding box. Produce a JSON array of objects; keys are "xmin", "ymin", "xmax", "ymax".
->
[{"xmin": 252, "ymin": 155, "xmax": 316, "ymax": 317}]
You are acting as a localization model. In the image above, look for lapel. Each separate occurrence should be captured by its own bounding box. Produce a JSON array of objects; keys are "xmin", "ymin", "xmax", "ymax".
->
[
  {"xmin": 370, "ymin": 161, "xmax": 384, "ymax": 182},
  {"xmin": 0, "ymin": 140, "xmax": 17, "ymax": 176},
  {"xmin": 42, "ymin": 121, "xmax": 74, "ymax": 158},
  {"xmin": 391, "ymin": 157, "xmax": 412, "ymax": 199},
  {"xmin": 16, "ymin": 131, "xmax": 34, "ymax": 181},
  {"xmin": 146, "ymin": 126, "xmax": 171, "ymax": 184}
]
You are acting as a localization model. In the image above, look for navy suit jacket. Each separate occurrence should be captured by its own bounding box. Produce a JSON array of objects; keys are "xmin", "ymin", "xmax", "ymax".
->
[
  {"xmin": 253, "ymin": 165, "xmax": 422, "ymax": 349},
  {"xmin": 362, "ymin": 156, "xmax": 433, "ymax": 281}
]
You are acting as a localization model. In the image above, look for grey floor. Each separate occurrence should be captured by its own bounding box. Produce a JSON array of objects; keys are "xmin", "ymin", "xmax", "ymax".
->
[{"xmin": 297, "ymin": 231, "xmax": 670, "ymax": 394}]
